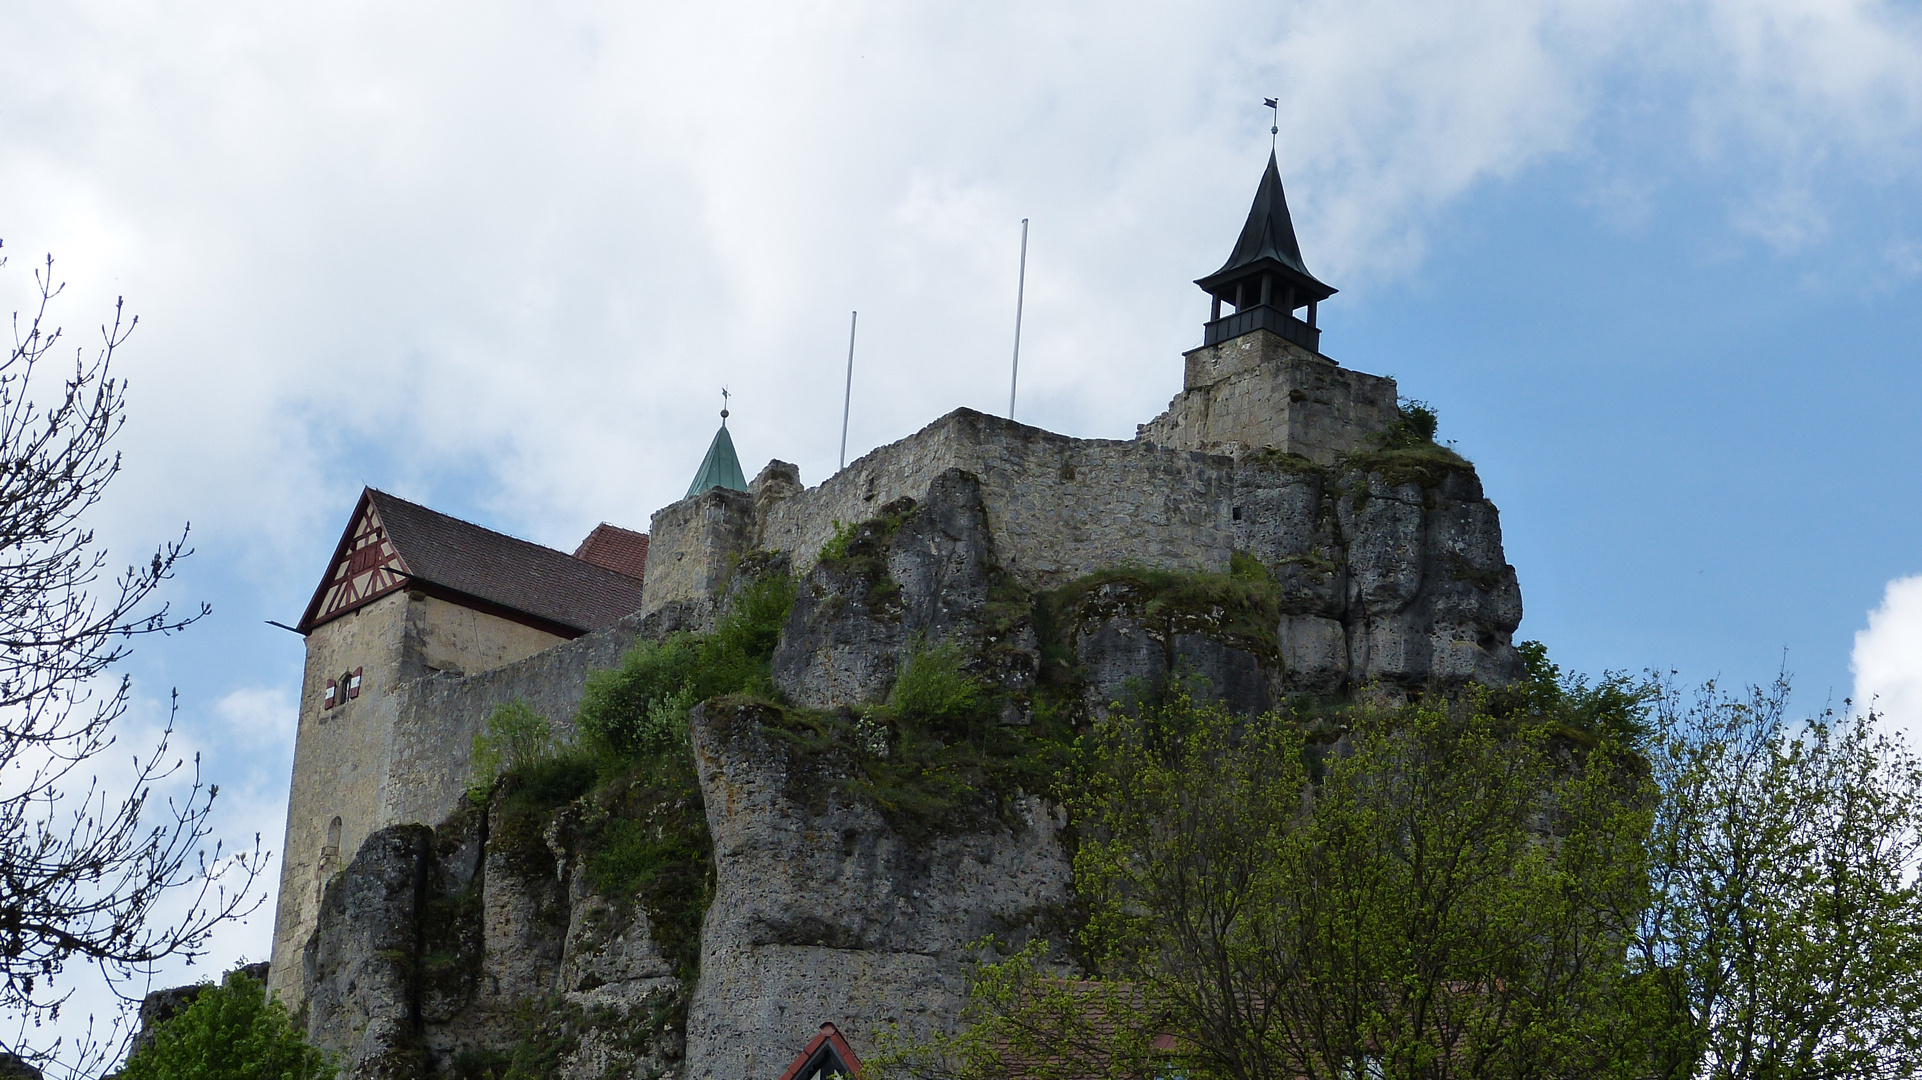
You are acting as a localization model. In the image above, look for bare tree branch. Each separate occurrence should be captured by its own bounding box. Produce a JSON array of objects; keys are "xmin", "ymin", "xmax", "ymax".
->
[{"xmin": 0, "ymin": 242, "xmax": 266, "ymax": 1077}]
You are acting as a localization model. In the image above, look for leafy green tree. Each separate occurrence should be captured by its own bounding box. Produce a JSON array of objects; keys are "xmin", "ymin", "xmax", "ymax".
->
[
  {"xmin": 1066, "ymin": 689, "xmax": 1650, "ymax": 1080},
  {"xmin": 1629, "ymin": 678, "xmax": 1922, "ymax": 1079},
  {"xmin": 116, "ymin": 970, "xmax": 331, "ymax": 1080},
  {"xmin": 911, "ymin": 657, "xmax": 1922, "ymax": 1080}
]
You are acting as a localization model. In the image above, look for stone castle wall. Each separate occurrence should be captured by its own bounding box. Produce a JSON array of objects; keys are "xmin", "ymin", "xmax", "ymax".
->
[
  {"xmin": 275, "ymin": 328, "xmax": 1528, "ymax": 1076},
  {"xmin": 641, "ymin": 339, "xmax": 1398, "ymax": 620},
  {"xmin": 765, "ymin": 410, "xmax": 1236, "ymax": 589},
  {"xmin": 640, "ymin": 409, "xmax": 1242, "ymax": 621},
  {"xmin": 379, "ymin": 614, "xmax": 646, "ymax": 834}
]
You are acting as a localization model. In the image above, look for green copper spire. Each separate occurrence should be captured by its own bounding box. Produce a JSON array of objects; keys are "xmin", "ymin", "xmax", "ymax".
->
[{"xmin": 685, "ymin": 396, "xmax": 748, "ymax": 499}]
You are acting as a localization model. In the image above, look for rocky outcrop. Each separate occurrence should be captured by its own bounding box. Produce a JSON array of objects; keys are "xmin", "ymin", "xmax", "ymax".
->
[
  {"xmin": 1233, "ymin": 448, "xmax": 1523, "ymax": 691},
  {"xmin": 302, "ymin": 799, "xmax": 686, "ymax": 1079},
  {"xmin": 1049, "ymin": 445, "xmax": 1523, "ymax": 715},
  {"xmin": 684, "ymin": 700, "xmax": 1074, "ymax": 1080},
  {"xmin": 774, "ymin": 469, "xmax": 1035, "ymax": 712},
  {"xmin": 292, "ymin": 424, "xmax": 1523, "ymax": 1080}
]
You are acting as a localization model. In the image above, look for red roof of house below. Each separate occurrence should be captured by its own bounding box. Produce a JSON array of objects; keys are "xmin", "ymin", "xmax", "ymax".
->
[
  {"xmin": 573, "ymin": 522, "xmax": 649, "ymax": 581},
  {"xmin": 777, "ymin": 1022, "xmax": 862, "ymax": 1080}
]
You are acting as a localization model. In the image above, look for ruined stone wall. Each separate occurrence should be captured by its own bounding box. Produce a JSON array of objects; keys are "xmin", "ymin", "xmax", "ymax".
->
[{"xmin": 757, "ymin": 409, "xmax": 1238, "ymax": 591}]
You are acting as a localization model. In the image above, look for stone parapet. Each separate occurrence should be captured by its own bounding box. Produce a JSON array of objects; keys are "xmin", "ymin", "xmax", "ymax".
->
[{"xmin": 760, "ymin": 409, "xmax": 1236, "ymax": 591}]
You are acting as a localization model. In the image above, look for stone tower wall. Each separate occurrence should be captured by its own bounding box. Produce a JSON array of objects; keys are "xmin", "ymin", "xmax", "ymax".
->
[
  {"xmin": 269, "ymin": 591, "xmax": 411, "ymax": 1012},
  {"xmin": 638, "ymin": 487, "xmax": 757, "ymax": 623},
  {"xmin": 1138, "ymin": 328, "xmax": 1401, "ymax": 462},
  {"xmin": 267, "ymin": 591, "xmax": 569, "ymax": 1011}
]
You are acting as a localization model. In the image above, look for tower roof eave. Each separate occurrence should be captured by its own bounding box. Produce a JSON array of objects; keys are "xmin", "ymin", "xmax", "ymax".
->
[{"xmin": 1193, "ymin": 256, "xmax": 1338, "ymax": 304}]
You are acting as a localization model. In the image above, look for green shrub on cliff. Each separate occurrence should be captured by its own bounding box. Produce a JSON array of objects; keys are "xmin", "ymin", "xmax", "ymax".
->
[
  {"xmin": 469, "ymin": 700, "xmax": 560, "ymax": 800},
  {"xmin": 887, "ymin": 639, "xmax": 987, "ymax": 731},
  {"xmin": 492, "ymin": 563, "xmax": 796, "ymax": 979},
  {"xmin": 1492, "ymin": 639, "xmax": 1653, "ymax": 745},
  {"xmin": 759, "ymin": 639, "xmax": 1071, "ymax": 841},
  {"xmin": 577, "ymin": 569, "xmax": 794, "ymax": 760},
  {"xmin": 117, "ymin": 969, "xmax": 332, "ymax": 1080}
]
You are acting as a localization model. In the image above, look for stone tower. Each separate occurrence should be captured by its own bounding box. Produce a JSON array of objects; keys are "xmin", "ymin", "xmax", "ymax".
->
[
  {"xmin": 265, "ymin": 489, "xmax": 648, "ymax": 1010},
  {"xmin": 1139, "ymin": 152, "xmax": 1399, "ymax": 462}
]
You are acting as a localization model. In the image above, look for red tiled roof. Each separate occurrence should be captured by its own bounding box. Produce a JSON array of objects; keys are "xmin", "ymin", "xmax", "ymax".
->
[
  {"xmin": 776, "ymin": 1022, "xmax": 863, "ymax": 1080},
  {"xmin": 299, "ymin": 489, "xmax": 648, "ymax": 636},
  {"xmin": 573, "ymin": 523, "xmax": 649, "ymax": 581}
]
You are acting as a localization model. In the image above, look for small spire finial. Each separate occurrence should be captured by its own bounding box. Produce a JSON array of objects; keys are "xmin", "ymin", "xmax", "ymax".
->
[
  {"xmin": 1263, "ymin": 96, "xmax": 1279, "ymax": 153},
  {"xmin": 720, "ymin": 386, "xmax": 731, "ymax": 425}
]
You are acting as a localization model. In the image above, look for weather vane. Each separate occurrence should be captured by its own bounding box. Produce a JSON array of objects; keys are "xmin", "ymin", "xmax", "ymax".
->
[
  {"xmin": 1264, "ymin": 95, "xmax": 1279, "ymax": 152},
  {"xmin": 721, "ymin": 386, "xmax": 731, "ymax": 425}
]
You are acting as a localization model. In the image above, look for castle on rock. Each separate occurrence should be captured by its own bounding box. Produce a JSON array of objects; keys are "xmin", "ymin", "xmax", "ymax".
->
[{"xmin": 266, "ymin": 153, "xmax": 1525, "ymax": 1079}]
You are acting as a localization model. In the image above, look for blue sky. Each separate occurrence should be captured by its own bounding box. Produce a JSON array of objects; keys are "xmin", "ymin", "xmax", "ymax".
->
[{"xmin": 2, "ymin": 0, "xmax": 1920, "ymax": 1057}]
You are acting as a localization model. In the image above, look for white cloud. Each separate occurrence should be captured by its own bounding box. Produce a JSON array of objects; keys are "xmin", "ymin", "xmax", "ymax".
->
[
  {"xmin": 213, "ymin": 686, "xmax": 299, "ymax": 752},
  {"xmin": 1, "ymin": 0, "xmax": 1911, "ymax": 577},
  {"xmin": 1853, "ymin": 575, "xmax": 1922, "ymax": 742}
]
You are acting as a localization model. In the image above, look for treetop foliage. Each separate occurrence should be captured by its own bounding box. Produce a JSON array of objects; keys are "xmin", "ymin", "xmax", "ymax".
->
[
  {"xmin": 871, "ymin": 652, "xmax": 1922, "ymax": 1080},
  {"xmin": 115, "ymin": 969, "xmax": 332, "ymax": 1080}
]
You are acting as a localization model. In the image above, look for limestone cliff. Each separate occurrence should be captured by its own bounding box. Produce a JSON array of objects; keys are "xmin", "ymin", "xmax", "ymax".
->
[{"xmin": 291, "ymin": 425, "xmax": 1522, "ymax": 1078}]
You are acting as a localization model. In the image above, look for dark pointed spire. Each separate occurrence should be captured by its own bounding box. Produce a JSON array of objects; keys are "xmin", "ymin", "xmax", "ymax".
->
[
  {"xmin": 1195, "ymin": 153, "xmax": 1336, "ymax": 352},
  {"xmin": 1196, "ymin": 152, "xmax": 1333, "ymax": 301}
]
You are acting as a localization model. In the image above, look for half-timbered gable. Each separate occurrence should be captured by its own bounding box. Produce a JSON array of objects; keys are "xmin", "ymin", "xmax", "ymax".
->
[
  {"xmin": 300, "ymin": 495, "xmax": 408, "ymax": 630},
  {"xmin": 269, "ymin": 487, "xmax": 654, "ymax": 1008},
  {"xmin": 295, "ymin": 489, "xmax": 649, "ymax": 636}
]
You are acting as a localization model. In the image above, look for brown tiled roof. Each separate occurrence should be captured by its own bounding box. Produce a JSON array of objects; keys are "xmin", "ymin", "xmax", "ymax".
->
[
  {"xmin": 360, "ymin": 489, "xmax": 647, "ymax": 634},
  {"xmin": 573, "ymin": 523, "xmax": 649, "ymax": 581}
]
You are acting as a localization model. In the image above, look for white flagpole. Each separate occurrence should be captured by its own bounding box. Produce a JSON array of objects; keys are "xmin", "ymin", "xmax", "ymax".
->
[
  {"xmin": 1009, "ymin": 219, "xmax": 1028, "ymax": 419},
  {"xmin": 839, "ymin": 311, "xmax": 857, "ymax": 471}
]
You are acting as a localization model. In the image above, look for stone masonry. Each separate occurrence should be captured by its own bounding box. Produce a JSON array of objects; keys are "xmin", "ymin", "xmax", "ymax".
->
[{"xmin": 1137, "ymin": 328, "xmax": 1400, "ymax": 462}]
